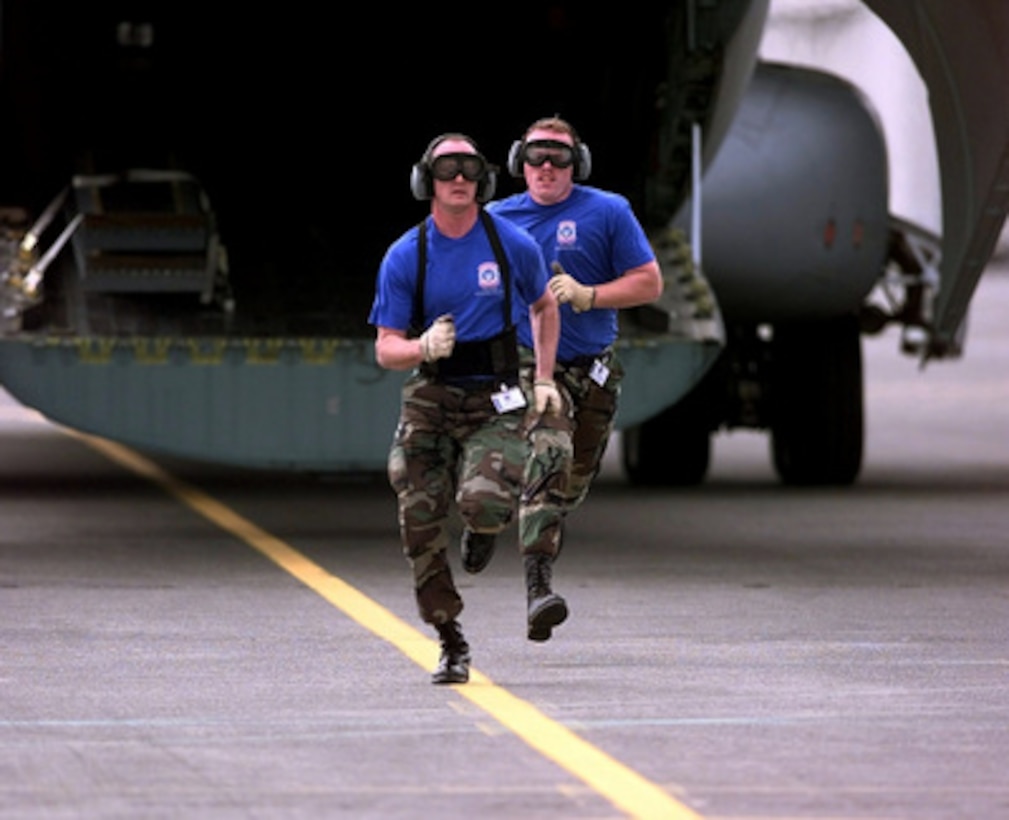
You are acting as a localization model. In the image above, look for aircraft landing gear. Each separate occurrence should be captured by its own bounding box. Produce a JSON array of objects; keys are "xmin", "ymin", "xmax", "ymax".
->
[
  {"xmin": 621, "ymin": 378, "xmax": 712, "ymax": 486},
  {"xmin": 769, "ymin": 314, "xmax": 863, "ymax": 486}
]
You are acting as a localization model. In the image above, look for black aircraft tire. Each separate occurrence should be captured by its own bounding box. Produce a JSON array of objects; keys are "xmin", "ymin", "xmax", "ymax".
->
[
  {"xmin": 769, "ymin": 314, "xmax": 863, "ymax": 486},
  {"xmin": 622, "ymin": 400, "xmax": 711, "ymax": 486}
]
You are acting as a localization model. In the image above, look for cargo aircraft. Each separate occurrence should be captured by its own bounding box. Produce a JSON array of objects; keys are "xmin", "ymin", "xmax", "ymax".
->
[{"xmin": 1, "ymin": 0, "xmax": 1006, "ymax": 485}]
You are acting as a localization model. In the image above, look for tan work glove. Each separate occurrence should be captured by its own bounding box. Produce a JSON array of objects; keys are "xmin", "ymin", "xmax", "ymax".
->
[
  {"xmin": 548, "ymin": 261, "xmax": 595, "ymax": 313},
  {"xmin": 534, "ymin": 379, "xmax": 563, "ymax": 416},
  {"xmin": 419, "ymin": 314, "xmax": 456, "ymax": 362}
]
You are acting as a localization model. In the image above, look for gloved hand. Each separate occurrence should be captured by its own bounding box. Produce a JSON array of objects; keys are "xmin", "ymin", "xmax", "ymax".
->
[
  {"xmin": 548, "ymin": 261, "xmax": 595, "ymax": 313},
  {"xmin": 419, "ymin": 314, "xmax": 456, "ymax": 362},
  {"xmin": 534, "ymin": 379, "xmax": 563, "ymax": 416}
]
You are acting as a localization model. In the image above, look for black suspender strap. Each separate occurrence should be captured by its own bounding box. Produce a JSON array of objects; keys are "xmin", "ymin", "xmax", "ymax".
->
[
  {"xmin": 414, "ymin": 210, "xmax": 520, "ymax": 383},
  {"xmin": 413, "ymin": 209, "xmax": 514, "ymax": 333}
]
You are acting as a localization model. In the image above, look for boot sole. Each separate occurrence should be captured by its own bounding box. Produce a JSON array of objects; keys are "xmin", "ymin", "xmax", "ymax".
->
[
  {"xmin": 431, "ymin": 656, "xmax": 471, "ymax": 684},
  {"xmin": 462, "ymin": 534, "xmax": 496, "ymax": 574},
  {"xmin": 528, "ymin": 597, "xmax": 568, "ymax": 642},
  {"xmin": 431, "ymin": 667, "xmax": 470, "ymax": 684}
]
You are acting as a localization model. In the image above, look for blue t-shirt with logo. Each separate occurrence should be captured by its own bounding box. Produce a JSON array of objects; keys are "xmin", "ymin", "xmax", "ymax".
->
[
  {"xmin": 369, "ymin": 211, "xmax": 549, "ymax": 345},
  {"xmin": 488, "ymin": 185, "xmax": 655, "ymax": 362}
]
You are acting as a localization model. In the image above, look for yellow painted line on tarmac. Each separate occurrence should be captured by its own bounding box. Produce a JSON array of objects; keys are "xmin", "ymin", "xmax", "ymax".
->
[{"xmin": 73, "ymin": 431, "xmax": 703, "ymax": 820}]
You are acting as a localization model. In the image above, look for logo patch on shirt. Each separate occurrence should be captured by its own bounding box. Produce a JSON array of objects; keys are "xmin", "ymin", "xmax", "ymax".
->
[
  {"xmin": 557, "ymin": 220, "xmax": 577, "ymax": 245},
  {"xmin": 478, "ymin": 262, "xmax": 501, "ymax": 291}
]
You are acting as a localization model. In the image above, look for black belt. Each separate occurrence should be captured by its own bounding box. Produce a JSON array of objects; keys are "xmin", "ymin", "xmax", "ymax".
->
[
  {"xmin": 419, "ymin": 326, "xmax": 519, "ymax": 383},
  {"xmin": 559, "ymin": 348, "xmax": 612, "ymax": 369}
]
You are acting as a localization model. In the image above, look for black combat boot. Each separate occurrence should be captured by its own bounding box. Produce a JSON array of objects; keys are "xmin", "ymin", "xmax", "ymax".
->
[
  {"xmin": 461, "ymin": 529, "xmax": 496, "ymax": 574},
  {"xmin": 525, "ymin": 553, "xmax": 568, "ymax": 642},
  {"xmin": 431, "ymin": 620, "xmax": 471, "ymax": 684}
]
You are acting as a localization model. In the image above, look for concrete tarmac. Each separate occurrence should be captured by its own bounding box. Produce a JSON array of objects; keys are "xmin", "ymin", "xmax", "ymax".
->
[{"xmin": 1, "ymin": 267, "xmax": 1008, "ymax": 819}]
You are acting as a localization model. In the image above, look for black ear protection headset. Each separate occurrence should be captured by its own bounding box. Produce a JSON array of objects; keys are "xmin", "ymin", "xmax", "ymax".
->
[
  {"xmin": 410, "ymin": 133, "xmax": 498, "ymax": 203},
  {"xmin": 506, "ymin": 130, "xmax": 592, "ymax": 181}
]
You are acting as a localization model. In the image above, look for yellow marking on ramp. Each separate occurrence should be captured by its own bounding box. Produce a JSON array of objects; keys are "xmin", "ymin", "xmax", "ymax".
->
[{"xmin": 73, "ymin": 431, "xmax": 702, "ymax": 820}]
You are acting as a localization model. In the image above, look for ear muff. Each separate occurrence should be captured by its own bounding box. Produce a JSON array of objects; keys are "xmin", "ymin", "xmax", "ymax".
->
[
  {"xmin": 410, "ymin": 162, "xmax": 432, "ymax": 201},
  {"xmin": 574, "ymin": 142, "xmax": 592, "ymax": 181},
  {"xmin": 507, "ymin": 139, "xmax": 592, "ymax": 181},
  {"xmin": 477, "ymin": 169, "xmax": 497, "ymax": 203},
  {"xmin": 506, "ymin": 140, "xmax": 524, "ymax": 179},
  {"xmin": 409, "ymin": 134, "xmax": 498, "ymax": 203}
]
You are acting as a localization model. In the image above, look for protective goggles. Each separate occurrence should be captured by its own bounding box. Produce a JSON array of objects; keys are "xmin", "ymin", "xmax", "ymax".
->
[
  {"xmin": 522, "ymin": 140, "xmax": 576, "ymax": 169},
  {"xmin": 430, "ymin": 153, "xmax": 488, "ymax": 182}
]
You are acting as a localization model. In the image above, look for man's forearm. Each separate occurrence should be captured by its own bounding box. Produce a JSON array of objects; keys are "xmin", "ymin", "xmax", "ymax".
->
[{"xmin": 530, "ymin": 301, "xmax": 560, "ymax": 381}]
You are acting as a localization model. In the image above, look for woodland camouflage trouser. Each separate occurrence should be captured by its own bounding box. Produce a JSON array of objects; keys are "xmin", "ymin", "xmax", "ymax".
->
[
  {"xmin": 388, "ymin": 373, "xmax": 529, "ymax": 625},
  {"xmin": 518, "ymin": 346, "xmax": 623, "ymax": 557}
]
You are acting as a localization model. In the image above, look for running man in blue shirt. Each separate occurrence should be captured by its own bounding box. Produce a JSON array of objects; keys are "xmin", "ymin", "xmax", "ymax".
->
[
  {"xmin": 488, "ymin": 116, "xmax": 664, "ymax": 641},
  {"xmin": 369, "ymin": 133, "xmax": 562, "ymax": 683}
]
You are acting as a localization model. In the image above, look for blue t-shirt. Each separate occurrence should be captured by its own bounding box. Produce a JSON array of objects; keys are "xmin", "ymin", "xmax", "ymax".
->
[
  {"xmin": 369, "ymin": 211, "xmax": 549, "ymax": 345},
  {"xmin": 488, "ymin": 185, "xmax": 655, "ymax": 361}
]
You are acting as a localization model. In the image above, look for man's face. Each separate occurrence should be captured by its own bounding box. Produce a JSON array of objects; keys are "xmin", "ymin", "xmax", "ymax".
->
[
  {"xmin": 522, "ymin": 128, "xmax": 576, "ymax": 206},
  {"xmin": 430, "ymin": 139, "xmax": 482, "ymax": 211}
]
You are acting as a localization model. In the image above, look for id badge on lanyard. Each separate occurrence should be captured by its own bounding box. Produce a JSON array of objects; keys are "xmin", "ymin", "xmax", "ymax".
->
[
  {"xmin": 491, "ymin": 383, "xmax": 527, "ymax": 414},
  {"xmin": 589, "ymin": 358, "xmax": 610, "ymax": 387}
]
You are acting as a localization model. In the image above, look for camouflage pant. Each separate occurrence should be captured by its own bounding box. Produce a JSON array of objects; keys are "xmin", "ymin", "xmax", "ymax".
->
[
  {"xmin": 387, "ymin": 373, "xmax": 529, "ymax": 625},
  {"xmin": 519, "ymin": 347, "xmax": 623, "ymax": 556}
]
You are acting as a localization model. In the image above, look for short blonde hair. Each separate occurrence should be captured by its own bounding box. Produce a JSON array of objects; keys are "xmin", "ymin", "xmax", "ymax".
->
[{"xmin": 523, "ymin": 116, "xmax": 580, "ymax": 143}]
